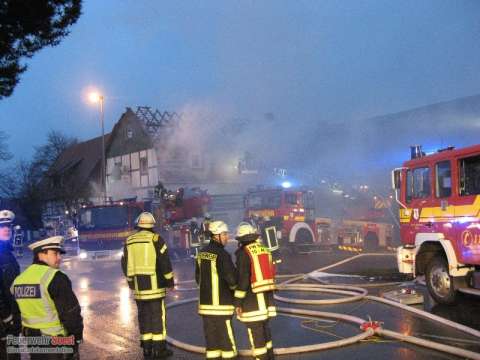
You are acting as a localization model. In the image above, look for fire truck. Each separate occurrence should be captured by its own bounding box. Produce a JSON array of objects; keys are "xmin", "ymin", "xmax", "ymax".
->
[
  {"xmin": 78, "ymin": 201, "xmax": 146, "ymax": 253},
  {"xmin": 336, "ymin": 220, "xmax": 393, "ymax": 252},
  {"xmin": 393, "ymin": 145, "xmax": 480, "ymax": 304},
  {"xmin": 77, "ymin": 187, "xmax": 210, "ymax": 256},
  {"xmin": 244, "ymin": 187, "xmax": 332, "ymax": 249}
]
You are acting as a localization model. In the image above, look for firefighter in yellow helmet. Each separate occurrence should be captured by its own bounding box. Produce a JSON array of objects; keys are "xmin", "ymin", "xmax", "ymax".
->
[
  {"xmin": 121, "ymin": 212, "xmax": 174, "ymax": 359},
  {"xmin": 12, "ymin": 236, "xmax": 83, "ymax": 359},
  {"xmin": 234, "ymin": 222, "xmax": 276, "ymax": 360},
  {"xmin": 195, "ymin": 220, "xmax": 238, "ymax": 359}
]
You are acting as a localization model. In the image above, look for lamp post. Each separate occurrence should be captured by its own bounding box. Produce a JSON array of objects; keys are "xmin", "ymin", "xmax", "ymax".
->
[{"xmin": 89, "ymin": 92, "xmax": 107, "ymax": 205}]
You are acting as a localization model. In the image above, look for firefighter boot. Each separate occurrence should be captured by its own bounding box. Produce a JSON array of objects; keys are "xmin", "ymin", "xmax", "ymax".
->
[
  {"xmin": 152, "ymin": 341, "xmax": 173, "ymax": 359},
  {"xmin": 141, "ymin": 340, "xmax": 153, "ymax": 360}
]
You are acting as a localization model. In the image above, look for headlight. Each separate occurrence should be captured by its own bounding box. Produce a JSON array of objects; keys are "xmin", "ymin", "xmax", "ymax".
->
[
  {"xmin": 79, "ymin": 251, "xmax": 88, "ymax": 259},
  {"xmin": 116, "ymin": 251, "xmax": 123, "ymax": 258}
]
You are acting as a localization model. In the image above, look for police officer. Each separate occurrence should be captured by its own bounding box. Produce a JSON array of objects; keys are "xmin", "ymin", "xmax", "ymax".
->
[
  {"xmin": 12, "ymin": 236, "xmax": 83, "ymax": 359},
  {"xmin": 0, "ymin": 210, "xmax": 20, "ymax": 360},
  {"xmin": 234, "ymin": 223, "xmax": 276, "ymax": 360},
  {"xmin": 195, "ymin": 221, "xmax": 238, "ymax": 359},
  {"xmin": 121, "ymin": 212, "xmax": 174, "ymax": 359}
]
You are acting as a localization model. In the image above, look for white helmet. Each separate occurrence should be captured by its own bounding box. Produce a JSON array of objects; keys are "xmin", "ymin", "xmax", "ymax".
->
[
  {"xmin": 235, "ymin": 222, "xmax": 258, "ymax": 239},
  {"xmin": 135, "ymin": 212, "xmax": 156, "ymax": 229},
  {"xmin": 0, "ymin": 210, "xmax": 14, "ymax": 225},
  {"xmin": 209, "ymin": 221, "xmax": 228, "ymax": 235}
]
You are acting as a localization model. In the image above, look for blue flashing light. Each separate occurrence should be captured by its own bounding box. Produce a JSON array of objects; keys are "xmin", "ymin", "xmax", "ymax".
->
[{"xmin": 281, "ymin": 181, "xmax": 292, "ymax": 189}]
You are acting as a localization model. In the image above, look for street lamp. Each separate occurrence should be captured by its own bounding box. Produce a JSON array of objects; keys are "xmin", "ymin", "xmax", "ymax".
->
[{"xmin": 89, "ymin": 92, "xmax": 107, "ymax": 205}]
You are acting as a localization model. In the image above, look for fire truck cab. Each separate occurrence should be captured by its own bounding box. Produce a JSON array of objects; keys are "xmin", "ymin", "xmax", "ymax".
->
[
  {"xmin": 393, "ymin": 145, "xmax": 480, "ymax": 304},
  {"xmin": 244, "ymin": 187, "xmax": 325, "ymax": 248}
]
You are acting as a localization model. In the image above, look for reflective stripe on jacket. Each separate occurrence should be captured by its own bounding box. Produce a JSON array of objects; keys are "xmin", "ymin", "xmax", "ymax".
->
[
  {"xmin": 244, "ymin": 242, "xmax": 275, "ymax": 293},
  {"xmin": 124, "ymin": 230, "xmax": 173, "ymax": 300},
  {"xmin": 12, "ymin": 264, "xmax": 66, "ymax": 335},
  {"xmin": 195, "ymin": 241, "xmax": 237, "ymax": 316}
]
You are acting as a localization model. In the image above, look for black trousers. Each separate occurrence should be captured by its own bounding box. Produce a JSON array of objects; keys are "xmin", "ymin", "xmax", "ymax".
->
[
  {"xmin": 245, "ymin": 320, "xmax": 274, "ymax": 360},
  {"xmin": 135, "ymin": 298, "xmax": 167, "ymax": 350},
  {"xmin": 0, "ymin": 339, "xmax": 20, "ymax": 360},
  {"xmin": 202, "ymin": 315, "xmax": 237, "ymax": 359}
]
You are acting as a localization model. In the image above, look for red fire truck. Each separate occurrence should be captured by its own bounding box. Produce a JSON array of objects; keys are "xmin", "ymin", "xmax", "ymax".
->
[
  {"xmin": 336, "ymin": 220, "xmax": 394, "ymax": 252},
  {"xmin": 393, "ymin": 145, "xmax": 480, "ymax": 304},
  {"xmin": 244, "ymin": 187, "xmax": 331, "ymax": 249},
  {"xmin": 77, "ymin": 188, "xmax": 210, "ymax": 256}
]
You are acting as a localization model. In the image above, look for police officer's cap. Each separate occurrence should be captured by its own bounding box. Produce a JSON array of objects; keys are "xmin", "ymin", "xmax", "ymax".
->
[
  {"xmin": 0, "ymin": 210, "xmax": 15, "ymax": 225},
  {"xmin": 29, "ymin": 236, "xmax": 66, "ymax": 254}
]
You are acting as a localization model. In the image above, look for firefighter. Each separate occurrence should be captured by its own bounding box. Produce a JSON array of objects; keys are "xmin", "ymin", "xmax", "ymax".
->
[
  {"xmin": 121, "ymin": 212, "xmax": 174, "ymax": 360},
  {"xmin": 199, "ymin": 213, "xmax": 212, "ymax": 245},
  {"xmin": 12, "ymin": 236, "xmax": 83, "ymax": 359},
  {"xmin": 195, "ymin": 221, "xmax": 238, "ymax": 359},
  {"xmin": 234, "ymin": 222, "xmax": 276, "ymax": 360},
  {"xmin": 0, "ymin": 210, "xmax": 20, "ymax": 360}
]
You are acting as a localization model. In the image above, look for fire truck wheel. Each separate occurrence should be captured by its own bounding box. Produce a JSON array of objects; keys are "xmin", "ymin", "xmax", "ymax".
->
[
  {"xmin": 295, "ymin": 228, "xmax": 313, "ymax": 244},
  {"xmin": 426, "ymin": 255, "xmax": 457, "ymax": 305}
]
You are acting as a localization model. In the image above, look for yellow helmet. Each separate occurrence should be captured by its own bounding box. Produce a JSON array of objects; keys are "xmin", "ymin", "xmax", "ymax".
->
[
  {"xmin": 135, "ymin": 212, "xmax": 156, "ymax": 229},
  {"xmin": 209, "ymin": 221, "xmax": 228, "ymax": 235},
  {"xmin": 235, "ymin": 222, "xmax": 258, "ymax": 239}
]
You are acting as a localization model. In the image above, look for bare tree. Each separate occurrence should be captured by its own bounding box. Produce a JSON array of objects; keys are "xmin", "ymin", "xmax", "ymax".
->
[
  {"xmin": 0, "ymin": 131, "xmax": 12, "ymax": 161},
  {"xmin": 0, "ymin": 131, "xmax": 77, "ymax": 226}
]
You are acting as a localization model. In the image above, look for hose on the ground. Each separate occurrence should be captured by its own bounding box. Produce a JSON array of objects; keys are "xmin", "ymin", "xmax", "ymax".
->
[{"xmin": 166, "ymin": 252, "xmax": 480, "ymax": 359}]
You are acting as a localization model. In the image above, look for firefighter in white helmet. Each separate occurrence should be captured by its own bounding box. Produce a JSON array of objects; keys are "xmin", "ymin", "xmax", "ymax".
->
[
  {"xmin": 196, "ymin": 220, "xmax": 238, "ymax": 359},
  {"xmin": 234, "ymin": 222, "xmax": 276, "ymax": 360},
  {"xmin": 0, "ymin": 210, "xmax": 21, "ymax": 359},
  {"xmin": 121, "ymin": 212, "xmax": 174, "ymax": 359}
]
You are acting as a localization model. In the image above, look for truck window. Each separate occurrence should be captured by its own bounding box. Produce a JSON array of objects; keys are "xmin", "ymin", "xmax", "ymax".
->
[
  {"xmin": 459, "ymin": 155, "xmax": 480, "ymax": 196},
  {"xmin": 285, "ymin": 193, "xmax": 297, "ymax": 206},
  {"xmin": 435, "ymin": 161, "xmax": 451, "ymax": 198},
  {"xmin": 407, "ymin": 167, "xmax": 431, "ymax": 200},
  {"xmin": 406, "ymin": 170, "xmax": 413, "ymax": 203}
]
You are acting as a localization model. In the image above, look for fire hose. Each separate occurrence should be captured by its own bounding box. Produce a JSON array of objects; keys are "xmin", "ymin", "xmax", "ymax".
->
[{"xmin": 167, "ymin": 253, "xmax": 480, "ymax": 359}]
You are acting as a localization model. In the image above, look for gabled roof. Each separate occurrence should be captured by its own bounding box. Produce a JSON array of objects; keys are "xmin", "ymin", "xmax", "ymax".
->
[{"xmin": 47, "ymin": 133, "xmax": 112, "ymax": 197}]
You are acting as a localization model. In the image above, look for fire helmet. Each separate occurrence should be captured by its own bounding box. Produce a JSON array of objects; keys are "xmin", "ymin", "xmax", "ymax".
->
[
  {"xmin": 135, "ymin": 212, "xmax": 156, "ymax": 229},
  {"xmin": 209, "ymin": 221, "xmax": 229, "ymax": 235},
  {"xmin": 235, "ymin": 222, "xmax": 258, "ymax": 239},
  {"xmin": 0, "ymin": 210, "xmax": 14, "ymax": 225}
]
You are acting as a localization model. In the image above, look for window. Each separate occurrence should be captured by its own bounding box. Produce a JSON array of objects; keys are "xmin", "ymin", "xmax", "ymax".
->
[
  {"xmin": 285, "ymin": 193, "xmax": 297, "ymax": 206},
  {"xmin": 406, "ymin": 167, "xmax": 431, "ymax": 202},
  {"xmin": 435, "ymin": 161, "xmax": 451, "ymax": 198},
  {"xmin": 459, "ymin": 155, "xmax": 480, "ymax": 196},
  {"xmin": 140, "ymin": 157, "xmax": 148, "ymax": 176}
]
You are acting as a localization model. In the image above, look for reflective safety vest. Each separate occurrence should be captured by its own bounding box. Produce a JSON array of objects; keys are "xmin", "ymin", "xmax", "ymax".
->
[
  {"xmin": 126, "ymin": 231, "xmax": 172, "ymax": 300},
  {"xmin": 12, "ymin": 264, "xmax": 66, "ymax": 336},
  {"xmin": 244, "ymin": 242, "xmax": 276, "ymax": 293}
]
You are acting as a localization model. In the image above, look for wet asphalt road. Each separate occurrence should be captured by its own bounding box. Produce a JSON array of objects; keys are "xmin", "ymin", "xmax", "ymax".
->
[{"xmin": 15, "ymin": 247, "xmax": 480, "ymax": 360}]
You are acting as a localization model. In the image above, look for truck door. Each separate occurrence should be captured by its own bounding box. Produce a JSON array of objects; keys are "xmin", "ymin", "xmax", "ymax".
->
[
  {"xmin": 455, "ymin": 155, "xmax": 480, "ymax": 265},
  {"xmin": 405, "ymin": 165, "xmax": 435, "ymax": 243},
  {"xmin": 426, "ymin": 160, "xmax": 455, "ymax": 242}
]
